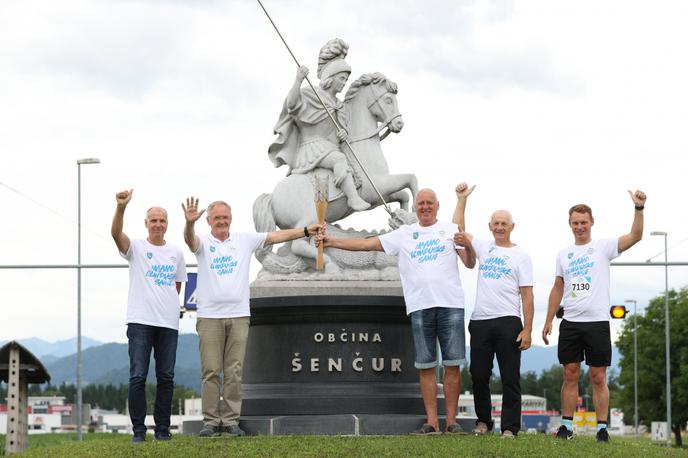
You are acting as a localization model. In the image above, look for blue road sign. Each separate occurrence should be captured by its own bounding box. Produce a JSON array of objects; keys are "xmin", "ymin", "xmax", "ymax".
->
[{"xmin": 184, "ymin": 272, "xmax": 197, "ymax": 310}]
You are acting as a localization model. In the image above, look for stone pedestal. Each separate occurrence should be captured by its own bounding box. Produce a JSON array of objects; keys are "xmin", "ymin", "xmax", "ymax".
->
[{"xmin": 238, "ymin": 281, "xmax": 460, "ymax": 435}]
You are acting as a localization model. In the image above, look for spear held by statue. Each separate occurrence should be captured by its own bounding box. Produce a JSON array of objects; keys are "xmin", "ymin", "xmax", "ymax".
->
[{"xmin": 256, "ymin": 0, "xmax": 393, "ymax": 219}]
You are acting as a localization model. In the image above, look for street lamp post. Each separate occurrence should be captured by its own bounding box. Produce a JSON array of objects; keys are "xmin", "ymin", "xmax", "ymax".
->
[
  {"xmin": 650, "ymin": 231, "xmax": 670, "ymax": 445},
  {"xmin": 625, "ymin": 299, "xmax": 638, "ymax": 438},
  {"xmin": 76, "ymin": 158, "xmax": 100, "ymax": 441}
]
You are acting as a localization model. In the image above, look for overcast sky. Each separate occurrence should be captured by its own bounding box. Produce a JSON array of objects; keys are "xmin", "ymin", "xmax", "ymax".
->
[{"xmin": 1, "ymin": 0, "xmax": 686, "ymax": 346}]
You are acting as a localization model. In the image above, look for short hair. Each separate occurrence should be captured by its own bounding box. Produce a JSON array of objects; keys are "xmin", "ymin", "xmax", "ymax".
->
[
  {"xmin": 207, "ymin": 200, "xmax": 231, "ymax": 214},
  {"xmin": 146, "ymin": 207, "xmax": 168, "ymax": 221},
  {"xmin": 415, "ymin": 188, "xmax": 438, "ymax": 203},
  {"xmin": 490, "ymin": 210, "xmax": 513, "ymax": 226},
  {"xmin": 569, "ymin": 204, "xmax": 593, "ymax": 219}
]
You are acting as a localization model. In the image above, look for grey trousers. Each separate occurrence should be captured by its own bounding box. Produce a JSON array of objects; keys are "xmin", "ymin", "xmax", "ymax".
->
[{"xmin": 196, "ymin": 317, "xmax": 250, "ymax": 426}]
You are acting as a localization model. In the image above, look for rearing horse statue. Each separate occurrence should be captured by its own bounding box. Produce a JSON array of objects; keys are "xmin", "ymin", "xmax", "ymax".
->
[{"xmin": 253, "ymin": 72, "xmax": 417, "ymax": 273}]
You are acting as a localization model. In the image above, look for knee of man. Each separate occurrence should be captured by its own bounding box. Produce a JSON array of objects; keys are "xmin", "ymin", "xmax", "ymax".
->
[
  {"xmin": 129, "ymin": 375, "xmax": 146, "ymax": 386},
  {"xmin": 156, "ymin": 371, "xmax": 175, "ymax": 383},
  {"xmin": 443, "ymin": 365, "xmax": 460, "ymax": 375},
  {"xmin": 469, "ymin": 369, "xmax": 491, "ymax": 383},
  {"xmin": 590, "ymin": 369, "xmax": 607, "ymax": 386},
  {"xmin": 563, "ymin": 365, "xmax": 580, "ymax": 381}
]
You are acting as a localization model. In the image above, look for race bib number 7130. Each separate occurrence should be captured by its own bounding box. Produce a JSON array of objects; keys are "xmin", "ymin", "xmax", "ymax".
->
[{"xmin": 570, "ymin": 276, "xmax": 592, "ymax": 298}]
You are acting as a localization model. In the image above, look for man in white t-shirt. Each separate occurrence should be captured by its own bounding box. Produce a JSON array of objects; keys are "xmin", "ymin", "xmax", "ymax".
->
[
  {"xmin": 542, "ymin": 190, "xmax": 646, "ymax": 443},
  {"xmin": 452, "ymin": 183, "xmax": 534, "ymax": 439},
  {"xmin": 111, "ymin": 189, "xmax": 187, "ymax": 444},
  {"xmin": 317, "ymin": 188, "xmax": 476, "ymax": 435},
  {"xmin": 182, "ymin": 197, "xmax": 323, "ymax": 437}
]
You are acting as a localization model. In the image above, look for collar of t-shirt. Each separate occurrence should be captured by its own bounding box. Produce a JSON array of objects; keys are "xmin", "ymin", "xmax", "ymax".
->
[{"xmin": 209, "ymin": 233, "xmax": 232, "ymax": 244}]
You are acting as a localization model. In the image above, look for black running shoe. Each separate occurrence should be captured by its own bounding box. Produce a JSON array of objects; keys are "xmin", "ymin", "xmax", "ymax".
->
[
  {"xmin": 596, "ymin": 428, "xmax": 610, "ymax": 443},
  {"xmin": 154, "ymin": 430, "xmax": 172, "ymax": 441},
  {"xmin": 555, "ymin": 425, "xmax": 573, "ymax": 440},
  {"xmin": 131, "ymin": 434, "xmax": 146, "ymax": 445}
]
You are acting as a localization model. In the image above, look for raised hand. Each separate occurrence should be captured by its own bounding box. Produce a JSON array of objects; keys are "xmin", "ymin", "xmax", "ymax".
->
[
  {"xmin": 182, "ymin": 196, "xmax": 205, "ymax": 223},
  {"xmin": 628, "ymin": 189, "xmax": 647, "ymax": 207},
  {"xmin": 455, "ymin": 182, "xmax": 476, "ymax": 199},
  {"xmin": 115, "ymin": 189, "xmax": 133, "ymax": 206}
]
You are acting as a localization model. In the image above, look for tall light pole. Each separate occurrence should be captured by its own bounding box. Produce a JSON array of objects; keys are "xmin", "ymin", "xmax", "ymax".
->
[
  {"xmin": 650, "ymin": 231, "xmax": 670, "ymax": 445},
  {"xmin": 625, "ymin": 299, "xmax": 638, "ymax": 438},
  {"xmin": 76, "ymin": 158, "xmax": 100, "ymax": 441}
]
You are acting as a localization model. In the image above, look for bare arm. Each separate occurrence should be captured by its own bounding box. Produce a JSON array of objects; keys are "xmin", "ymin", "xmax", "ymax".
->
[
  {"xmin": 542, "ymin": 276, "xmax": 564, "ymax": 345},
  {"xmin": 182, "ymin": 196, "xmax": 204, "ymax": 253},
  {"xmin": 111, "ymin": 189, "xmax": 133, "ymax": 255},
  {"xmin": 618, "ymin": 190, "xmax": 646, "ymax": 253},
  {"xmin": 176, "ymin": 282, "xmax": 182, "ymax": 294},
  {"xmin": 264, "ymin": 223, "xmax": 323, "ymax": 246},
  {"xmin": 451, "ymin": 182, "xmax": 475, "ymax": 229},
  {"xmin": 286, "ymin": 65, "xmax": 309, "ymax": 110},
  {"xmin": 184, "ymin": 221, "xmax": 199, "ymax": 253},
  {"xmin": 456, "ymin": 236, "xmax": 476, "ymax": 269},
  {"xmin": 517, "ymin": 286, "xmax": 534, "ymax": 350},
  {"xmin": 323, "ymin": 235, "xmax": 384, "ymax": 252}
]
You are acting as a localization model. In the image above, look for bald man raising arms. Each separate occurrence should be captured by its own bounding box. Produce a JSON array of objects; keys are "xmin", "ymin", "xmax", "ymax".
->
[
  {"xmin": 453, "ymin": 183, "xmax": 534, "ymax": 439},
  {"xmin": 111, "ymin": 189, "xmax": 187, "ymax": 444},
  {"xmin": 318, "ymin": 188, "xmax": 476, "ymax": 435}
]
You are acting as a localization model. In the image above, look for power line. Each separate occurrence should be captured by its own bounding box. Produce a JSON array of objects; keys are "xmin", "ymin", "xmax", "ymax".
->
[
  {"xmin": 645, "ymin": 236, "xmax": 688, "ymax": 262},
  {"xmin": 0, "ymin": 180, "xmax": 109, "ymax": 243}
]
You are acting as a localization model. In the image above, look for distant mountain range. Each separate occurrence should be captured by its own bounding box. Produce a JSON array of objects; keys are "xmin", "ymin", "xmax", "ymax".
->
[
  {"xmin": 0, "ymin": 337, "xmax": 103, "ymax": 360},
  {"xmin": 8, "ymin": 335, "xmax": 203, "ymax": 392},
  {"xmin": 3, "ymin": 335, "xmax": 620, "ymax": 394}
]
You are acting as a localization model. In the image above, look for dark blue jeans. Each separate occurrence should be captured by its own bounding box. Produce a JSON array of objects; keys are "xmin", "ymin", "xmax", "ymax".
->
[{"xmin": 127, "ymin": 323, "xmax": 178, "ymax": 435}]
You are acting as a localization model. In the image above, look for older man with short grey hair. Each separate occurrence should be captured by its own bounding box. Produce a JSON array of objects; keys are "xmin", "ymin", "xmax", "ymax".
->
[
  {"xmin": 182, "ymin": 196, "xmax": 323, "ymax": 437},
  {"xmin": 453, "ymin": 183, "xmax": 534, "ymax": 439}
]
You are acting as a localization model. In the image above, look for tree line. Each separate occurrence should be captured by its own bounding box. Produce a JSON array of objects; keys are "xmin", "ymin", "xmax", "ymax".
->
[
  {"xmin": 1, "ymin": 368, "xmax": 616, "ymax": 417},
  {"xmin": 0, "ymin": 365, "xmax": 622, "ymax": 417},
  {"xmin": 615, "ymin": 287, "xmax": 687, "ymax": 447},
  {"xmin": 456, "ymin": 364, "xmax": 621, "ymax": 414}
]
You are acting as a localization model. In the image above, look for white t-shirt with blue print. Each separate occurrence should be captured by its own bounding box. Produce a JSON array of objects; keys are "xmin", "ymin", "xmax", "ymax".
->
[
  {"xmin": 379, "ymin": 221, "xmax": 465, "ymax": 316},
  {"xmin": 555, "ymin": 238, "xmax": 619, "ymax": 322},
  {"xmin": 121, "ymin": 239, "xmax": 187, "ymax": 330},
  {"xmin": 194, "ymin": 231, "xmax": 266, "ymax": 319},
  {"xmin": 471, "ymin": 239, "xmax": 533, "ymax": 320}
]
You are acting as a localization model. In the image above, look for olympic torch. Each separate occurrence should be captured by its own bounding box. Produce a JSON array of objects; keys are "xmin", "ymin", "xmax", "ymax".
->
[{"xmin": 315, "ymin": 175, "xmax": 328, "ymax": 270}]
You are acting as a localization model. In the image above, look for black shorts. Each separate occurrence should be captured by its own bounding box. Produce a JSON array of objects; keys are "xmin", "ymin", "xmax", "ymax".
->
[{"xmin": 557, "ymin": 319, "xmax": 611, "ymax": 367}]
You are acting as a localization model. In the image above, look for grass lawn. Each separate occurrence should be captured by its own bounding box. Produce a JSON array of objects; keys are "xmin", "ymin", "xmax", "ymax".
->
[{"xmin": 1, "ymin": 433, "xmax": 686, "ymax": 457}]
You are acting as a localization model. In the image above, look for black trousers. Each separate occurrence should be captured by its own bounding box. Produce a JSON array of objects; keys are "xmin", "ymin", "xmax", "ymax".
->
[{"xmin": 468, "ymin": 316, "xmax": 523, "ymax": 434}]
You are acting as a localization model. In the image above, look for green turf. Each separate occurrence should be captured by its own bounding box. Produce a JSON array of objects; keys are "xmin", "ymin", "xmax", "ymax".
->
[{"xmin": 1, "ymin": 432, "xmax": 685, "ymax": 457}]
